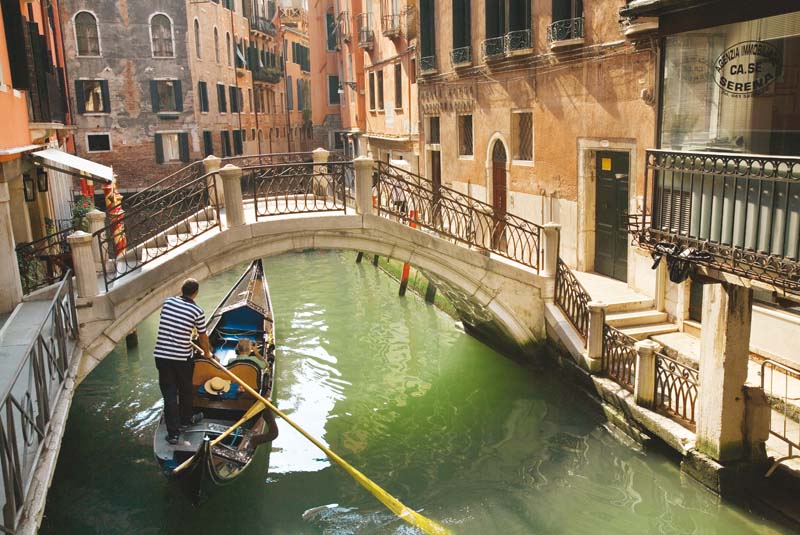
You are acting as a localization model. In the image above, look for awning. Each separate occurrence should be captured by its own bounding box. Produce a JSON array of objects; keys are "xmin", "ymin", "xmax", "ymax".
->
[{"xmin": 31, "ymin": 148, "xmax": 113, "ymax": 184}]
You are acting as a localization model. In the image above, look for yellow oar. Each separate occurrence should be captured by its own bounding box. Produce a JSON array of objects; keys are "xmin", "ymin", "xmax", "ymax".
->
[
  {"xmin": 172, "ymin": 399, "xmax": 266, "ymax": 474},
  {"xmin": 192, "ymin": 346, "xmax": 451, "ymax": 535}
]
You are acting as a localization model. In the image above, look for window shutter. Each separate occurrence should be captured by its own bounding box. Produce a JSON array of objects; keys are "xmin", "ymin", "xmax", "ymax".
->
[
  {"xmin": 75, "ymin": 80, "xmax": 86, "ymax": 113},
  {"xmin": 218, "ymin": 84, "xmax": 227, "ymax": 112},
  {"xmin": 154, "ymin": 133, "xmax": 164, "ymax": 163},
  {"xmin": 203, "ymin": 131, "xmax": 213, "ymax": 156},
  {"xmin": 287, "ymin": 76, "xmax": 293, "ymax": 110},
  {"xmin": 179, "ymin": 132, "xmax": 190, "ymax": 162},
  {"xmin": 174, "ymin": 80, "xmax": 183, "ymax": 111},
  {"xmin": 100, "ymin": 80, "xmax": 111, "ymax": 113},
  {"xmin": 150, "ymin": 80, "xmax": 160, "ymax": 112},
  {"xmin": 229, "ymin": 86, "xmax": 236, "ymax": 112}
]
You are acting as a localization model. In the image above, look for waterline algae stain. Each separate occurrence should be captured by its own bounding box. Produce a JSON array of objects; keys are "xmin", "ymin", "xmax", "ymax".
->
[{"xmin": 42, "ymin": 251, "xmax": 790, "ymax": 534}]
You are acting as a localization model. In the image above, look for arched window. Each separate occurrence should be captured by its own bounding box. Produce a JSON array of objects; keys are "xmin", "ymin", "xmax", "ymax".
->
[
  {"xmin": 194, "ymin": 19, "xmax": 201, "ymax": 59},
  {"xmin": 75, "ymin": 11, "xmax": 100, "ymax": 56},
  {"xmin": 214, "ymin": 27, "xmax": 220, "ymax": 63},
  {"xmin": 150, "ymin": 14, "xmax": 174, "ymax": 58},
  {"xmin": 226, "ymin": 32, "xmax": 232, "ymax": 66}
]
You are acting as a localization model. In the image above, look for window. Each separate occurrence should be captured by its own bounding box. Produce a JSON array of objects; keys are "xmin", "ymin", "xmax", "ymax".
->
[
  {"xmin": 229, "ymin": 86, "xmax": 241, "ymax": 112},
  {"xmin": 410, "ymin": 58, "xmax": 416, "ymax": 83},
  {"xmin": 376, "ymin": 69, "xmax": 384, "ymax": 110},
  {"xmin": 154, "ymin": 132, "xmax": 189, "ymax": 163},
  {"xmin": 326, "ymin": 12, "xmax": 337, "ymax": 50},
  {"xmin": 250, "ymin": 128, "xmax": 256, "ymax": 140},
  {"xmin": 233, "ymin": 129, "xmax": 243, "ymax": 155},
  {"xmin": 202, "ymin": 130, "xmax": 214, "ymax": 156},
  {"xmin": 197, "ymin": 81, "xmax": 209, "ymax": 112},
  {"xmin": 150, "ymin": 80, "xmax": 182, "ymax": 113},
  {"xmin": 75, "ymin": 11, "xmax": 100, "ymax": 56},
  {"xmin": 419, "ymin": 0, "xmax": 435, "ymax": 62},
  {"xmin": 458, "ymin": 114, "xmax": 473, "ymax": 156},
  {"xmin": 394, "ymin": 63, "xmax": 402, "ymax": 109},
  {"xmin": 226, "ymin": 32, "xmax": 232, "ymax": 66},
  {"xmin": 486, "ymin": 0, "xmax": 530, "ymax": 43},
  {"xmin": 75, "ymin": 80, "xmax": 110, "ymax": 113},
  {"xmin": 86, "ymin": 133, "xmax": 111, "ymax": 152},
  {"xmin": 150, "ymin": 14, "xmax": 174, "ymax": 58},
  {"xmin": 328, "ymin": 75, "xmax": 340, "ymax": 105},
  {"xmin": 220, "ymin": 130, "xmax": 231, "ymax": 157},
  {"xmin": 512, "ymin": 111, "xmax": 533, "ymax": 161},
  {"xmin": 214, "ymin": 27, "xmax": 220, "ymax": 63},
  {"xmin": 369, "ymin": 72, "xmax": 376, "ymax": 110},
  {"xmin": 428, "ymin": 116, "xmax": 440, "ymax": 144},
  {"xmin": 217, "ymin": 83, "xmax": 227, "ymax": 112},
  {"xmin": 248, "ymin": 88, "xmax": 252, "ymax": 112},
  {"xmin": 297, "ymin": 79, "xmax": 304, "ymax": 110},
  {"xmin": 453, "ymin": 0, "xmax": 471, "ymax": 51},
  {"xmin": 194, "ymin": 19, "xmax": 202, "ymax": 59}
]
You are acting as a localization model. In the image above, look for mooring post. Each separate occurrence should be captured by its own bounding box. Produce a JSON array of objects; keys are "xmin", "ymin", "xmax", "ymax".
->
[
  {"xmin": 542, "ymin": 222, "xmax": 561, "ymax": 277},
  {"xmin": 425, "ymin": 280, "xmax": 437, "ymax": 304},
  {"xmin": 399, "ymin": 210, "xmax": 417, "ymax": 297},
  {"xmin": 218, "ymin": 164, "xmax": 245, "ymax": 228},
  {"xmin": 372, "ymin": 255, "xmax": 379, "ymax": 266},
  {"xmin": 586, "ymin": 301, "xmax": 607, "ymax": 372},
  {"xmin": 356, "ymin": 252, "xmax": 364, "ymax": 263},
  {"xmin": 126, "ymin": 329, "xmax": 139, "ymax": 349},
  {"xmin": 634, "ymin": 339, "xmax": 659, "ymax": 409}
]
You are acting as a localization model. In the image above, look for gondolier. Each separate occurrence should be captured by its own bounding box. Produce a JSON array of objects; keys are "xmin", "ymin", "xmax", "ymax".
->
[{"xmin": 154, "ymin": 278, "xmax": 213, "ymax": 445}]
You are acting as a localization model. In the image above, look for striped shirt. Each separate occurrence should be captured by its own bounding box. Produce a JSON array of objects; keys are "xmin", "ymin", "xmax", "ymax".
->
[{"xmin": 153, "ymin": 296, "xmax": 207, "ymax": 361}]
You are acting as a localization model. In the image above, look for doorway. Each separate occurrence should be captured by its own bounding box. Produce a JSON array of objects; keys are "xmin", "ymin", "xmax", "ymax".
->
[
  {"xmin": 491, "ymin": 141, "xmax": 507, "ymax": 251},
  {"xmin": 594, "ymin": 151, "xmax": 629, "ymax": 281}
]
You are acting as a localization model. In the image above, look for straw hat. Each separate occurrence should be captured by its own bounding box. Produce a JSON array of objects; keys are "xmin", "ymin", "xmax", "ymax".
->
[{"xmin": 204, "ymin": 377, "xmax": 231, "ymax": 395}]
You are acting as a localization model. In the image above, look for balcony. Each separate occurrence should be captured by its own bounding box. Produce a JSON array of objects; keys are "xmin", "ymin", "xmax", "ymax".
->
[
  {"xmin": 481, "ymin": 36, "xmax": 505, "ymax": 60},
  {"xmin": 620, "ymin": 16, "xmax": 659, "ymax": 38},
  {"xmin": 630, "ymin": 149, "xmax": 800, "ymax": 296},
  {"xmin": 450, "ymin": 46, "xmax": 472, "ymax": 68},
  {"xmin": 252, "ymin": 66, "xmax": 283, "ymax": 84},
  {"xmin": 481, "ymin": 29, "xmax": 532, "ymax": 62},
  {"xmin": 547, "ymin": 17, "xmax": 584, "ymax": 50},
  {"xmin": 357, "ymin": 13, "xmax": 373, "ymax": 49},
  {"xmin": 382, "ymin": 13, "xmax": 401, "ymax": 38},
  {"xmin": 506, "ymin": 29, "xmax": 532, "ymax": 54},
  {"xmin": 419, "ymin": 55, "xmax": 436, "ymax": 75},
  {"xmin": 250, "ymin": 16, "xmax": 277, "ymax": 36}
]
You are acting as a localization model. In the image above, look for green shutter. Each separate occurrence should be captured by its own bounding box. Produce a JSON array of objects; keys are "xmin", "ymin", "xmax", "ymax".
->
[
  {"xmin": 179, "ymin": 132, "xmax": 190, "ymax": 162},
  {"xmin": 154, "ymin": 133, "xmax": 164, "ymax": 163},
  {"xmin": 174, "ymin": 80, "xmax": 183, "ymax": 111},
  {"xmin": 203, "ymin": 131, "xmax": 213, "ymax": 156},
  {"xmin": 74, "ymin": 80, "xmax": 86, "ymax": 113},
  {"xmin": 287, "ymin": 76, "xmax": 293, "ymax": 110},
  {"xmin": 218, "ymin": 84, "xmax": 227, "ymax": 112},
  {"xmin": 150, "ymin": 80, "xmax": 160, "ymax": 112},
  {"xmin": 100, "ymin": 80, "xmax": 111, "ymax": 113}
]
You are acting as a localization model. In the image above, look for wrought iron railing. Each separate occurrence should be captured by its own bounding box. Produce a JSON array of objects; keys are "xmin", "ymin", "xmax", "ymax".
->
[
  {"xmin": 357, "ymin": 13, "xmax": 374, "ymax": 48},
  {"xmin": 124, "ymin": 160, "xmax": 206, "ymax": 212},
  {"xmin": 0, "ymin": 273, "xmax": 77, "ymax": 533},
  {"xmin": 15, "ymin": 227, "xmax": 74, "ymax": 295},
  {"xmin": 450, "ymin": 46, "xmax": 472, "ymax": 66},
  {"xmin": 602, "ymin": 325, "xmax": 637, "ymax": 392},
  {"xmin": 95, "ymin": 175, "xmax": 220, "ymax": 290},
  {"xmin": 655, "ymin": 351, "xmax": 698, "ymax": 427},
  {"xmin": 506, "ymin": 29, "xmax": 532, "ymax": 52},
  {"xmin": 250, "ymin": 16, "xmax": 277, "ymax": 36},
  {"xmin": 374, "ymin": 162, "xmax": 543, "ymax": 270},
  {"xmin": 481, "ymin": 36, "xmax": 505, "ymax": 59},
  {"xmin": 547, "ymin": 17, "xmax": 584, "ymax": 45},
  {"xmin": 554, "ymin": 257, "xmax": 590, "ymax": 340},
  {"xmin": 419, "ymin": 55, "xmax": 436, "ymax": 73},
  {"xmin": 382, "ymin": 13, "xmax": 401, "ymax": 36},
  {"xmin": 249, "ymin": 161, "xmax": 349, "ymax": 218},
  {"xmin": 761, "ymin": 359, "xmax": 800, "ymax": 461},
  {"xmin": 632, "ymin": 149, "xmax": 800, "ymax": 294},
  {"xmin": 253, "ymin": 66, "xmax": 283, "ymax": 84}
]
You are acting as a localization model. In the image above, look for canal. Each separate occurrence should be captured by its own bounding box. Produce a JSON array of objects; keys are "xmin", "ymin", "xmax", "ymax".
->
[{"xmin": 41, "ymin": 250, "xmax": 789, "ymax": 534}]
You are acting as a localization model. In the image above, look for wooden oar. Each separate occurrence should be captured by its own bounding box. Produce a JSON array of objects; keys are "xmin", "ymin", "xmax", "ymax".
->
[
  {"xmin": 191, "ymin": 344, "xmax": 452, "ymax": 535},
  {"xmin": 172, "ymin": 399, "xmax": 266, "ymax": 474}
]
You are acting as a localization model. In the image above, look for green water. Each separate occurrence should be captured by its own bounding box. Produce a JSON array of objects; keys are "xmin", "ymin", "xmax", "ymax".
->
[{"xmin": 41, "ymin": 251, "xmax": 789, "ymax": 534}]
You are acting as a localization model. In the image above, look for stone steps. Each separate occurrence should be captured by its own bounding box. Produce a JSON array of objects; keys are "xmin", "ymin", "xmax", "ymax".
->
[
  {"xmin": 606, "ymin": 309, "xmax": 668, "ymax": 328},
  {"xmin": 619, "ymin": 321, "xmax": 679, "ymax": 340}
]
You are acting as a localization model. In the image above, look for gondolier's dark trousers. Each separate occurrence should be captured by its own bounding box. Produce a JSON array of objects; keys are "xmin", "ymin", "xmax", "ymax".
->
[{"xmin": 155, "ymin": 358, "xmax": 195, "ymax": 437}]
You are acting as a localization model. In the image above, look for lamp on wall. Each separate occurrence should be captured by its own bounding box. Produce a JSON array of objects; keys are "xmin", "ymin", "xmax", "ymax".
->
[
  {"xmin": 337, "ymin": 81, "xmax": 358, "ymax": 94},
  {"xmin": 23, "ymin": 174, "xmax": 35, "ymax": 202},
  {"xmin": 36, "ymin": 167, "xmax": 48, "ymax": 193}
]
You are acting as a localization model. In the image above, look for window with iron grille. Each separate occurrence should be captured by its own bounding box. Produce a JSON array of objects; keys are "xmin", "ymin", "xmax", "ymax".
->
[
  {"xmin": 75, "ymin": 11, "xmax": 100, "ymax": 56},
  {"xmin": 428, "ymin": 116, "xmax": 440, "ymax": 144},
  {"xmin": 513, "ymin": 111, "xmax": 533, "ymax": 161},
  {"xmin": 150, "ymin": 14, "xmax": 174, "ymax": 58},
  {"xmin": 458, "ymin": 115, "xmax": 473, "ymax": 156},
  {"xmin": 394, "ymin": 63, "xmax": 402, "ymax": 109}
]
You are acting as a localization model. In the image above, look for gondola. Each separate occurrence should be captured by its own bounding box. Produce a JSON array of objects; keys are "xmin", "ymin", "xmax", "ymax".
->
[{"xmin": 153, "ymin": 259, "xmax": 276, "ymax": 502}]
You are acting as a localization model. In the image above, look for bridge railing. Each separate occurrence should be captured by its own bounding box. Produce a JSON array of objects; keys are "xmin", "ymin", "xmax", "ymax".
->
[
  {"xmin": 374, "ymin": 162, "xmax": 543, "ymax": 271},
  {"xmin": 0, "ymin": 273, "xmax": 78, "ymax": 533},
  {"xmin": 95, "ymin": 173, "xmax": 220, "ymax": 290},
  {"xmin": 554, "ymin": 257, "xmax": 590, "ymax": 340},
  {"xmin": 761, "ymin": 359, "xmax": 800, "ymax": 461},
  {"xmin": 247, "ymin": 160, "xmax": 350, "ymax": 218}
]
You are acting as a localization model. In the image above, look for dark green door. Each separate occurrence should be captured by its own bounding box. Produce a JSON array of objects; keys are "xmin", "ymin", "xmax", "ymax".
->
[{"xmin": 595, "ymin": 151, "xmax": 629, "ymax": 281}]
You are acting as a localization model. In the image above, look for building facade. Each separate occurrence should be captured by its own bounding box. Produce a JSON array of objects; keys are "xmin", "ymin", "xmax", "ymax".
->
[
  {"xmin": 282, "ymin": 7, "xmax": 314, "ymax": 152},
  {"xmin": 308, "ymin": 0, "xmax": 345, "ymax": 151}
]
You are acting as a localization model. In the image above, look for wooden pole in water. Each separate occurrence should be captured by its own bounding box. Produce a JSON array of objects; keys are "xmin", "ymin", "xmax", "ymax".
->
[
  {"xmin": 356, "ymin": 252, "xmax": 364, "ymax": 263},
  {"xmin": 372, "ymin": 254, "xmax": 379, "ymax": 266},
  {"xmin": 399, "ymin": 210, "xmax": 417, "ymax": 297},
  {"xmin": 425, "ymin": 280, "xmax": 437, "ymax": 304}
]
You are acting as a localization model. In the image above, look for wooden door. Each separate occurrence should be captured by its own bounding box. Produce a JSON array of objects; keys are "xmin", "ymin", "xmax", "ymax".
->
[
  {"xmin": 595, "ymin": 151, "xmax": 629, "ymax": 281},
  {"xmin": 491, "ymin": 141, "xmax": 507, "ymax": 251}
]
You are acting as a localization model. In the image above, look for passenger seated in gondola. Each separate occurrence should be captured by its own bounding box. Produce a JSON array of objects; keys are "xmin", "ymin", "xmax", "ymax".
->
[{"xmin": 231, "ymin": 339, "xmax": 279, "ymax": 448}]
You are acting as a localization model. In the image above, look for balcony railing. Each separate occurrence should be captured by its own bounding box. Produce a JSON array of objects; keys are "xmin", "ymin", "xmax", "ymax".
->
[
  {"xmin": 547, "ymin": 17, "xmax": 584, "ymax": 47},
  {"xmin": 382, "ymin": 13, "xmax": 401, "ymax": 37},
  {"xmin": 450, "ymin": 46, "xmax": 472, "ymax": 67},
  {"xmin": 252, "ymin": 66, "xmax": 283, "ymax": 84},
  {"xmin": 250, "ymin": 16, "xmax": 277, "ymax": 36},
  {"xmin": 419, "ymin": 55, "xmax": 436, "ymax": 74},
  {"xmin": 506, "ymin": 29, "xmax": 532, "ymax": 52},
  {"xmin": 357, "ymin": 13, "xmax": 374, "ymax": 49},
  {"xmin": 631, "ymin": 149, "xmax": 800, "ymax": 294},
  {"xmin": 481, "ymin": 36, "xmax": 505, "ymax": 60}
]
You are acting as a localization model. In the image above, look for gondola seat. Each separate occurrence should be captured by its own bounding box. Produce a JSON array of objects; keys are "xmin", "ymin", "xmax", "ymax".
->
[{"xmin": 191, "ymin": 359, "xmax": 263, "ymax": 412}]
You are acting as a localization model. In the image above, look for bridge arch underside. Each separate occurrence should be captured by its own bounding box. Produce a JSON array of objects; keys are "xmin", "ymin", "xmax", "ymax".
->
[{"xmin": 78, "ymin": 215, "xmax": 550, "ymax": 382}]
